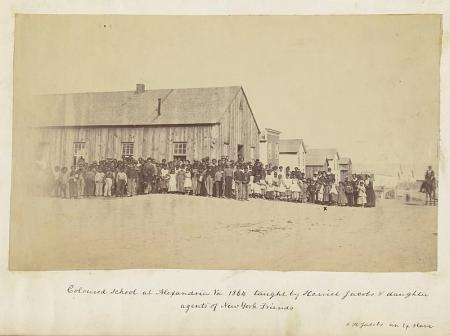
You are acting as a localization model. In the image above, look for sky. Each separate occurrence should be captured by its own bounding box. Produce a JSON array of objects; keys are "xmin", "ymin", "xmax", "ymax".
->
[{"xmin": 14, "ymin": 15, "xmax": 441, "ymax": 175}]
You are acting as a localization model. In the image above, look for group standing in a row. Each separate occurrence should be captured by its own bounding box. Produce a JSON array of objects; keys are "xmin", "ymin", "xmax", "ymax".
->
[{"xmin": 35, "ymin": 156, "xmax": 376, "ymax": 207}]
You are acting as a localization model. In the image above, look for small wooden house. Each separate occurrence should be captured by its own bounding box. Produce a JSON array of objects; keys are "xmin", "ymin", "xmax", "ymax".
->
[
  {"xmin": 34, "ymin": 84, "xmax": 260, "ymax": 167},
  {"xmin": 278, "ymin": 139, "xmax": 307, "ymax": 172},
  {"xmin": 259, "ymin": 128, "xmax": 281, "ymax": 166},
  {"xmin": 305, "ymin": 148, "xmax": 340, "ymax": 181},
  {"xmin": 339, "ymin": 157, "xmax": 352, "ymax": 181}
]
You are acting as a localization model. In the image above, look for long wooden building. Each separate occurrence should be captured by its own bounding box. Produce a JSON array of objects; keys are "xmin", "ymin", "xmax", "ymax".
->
[{"xmin": 34, "ymin": 84, "xmax": 260, "ymax": 167}]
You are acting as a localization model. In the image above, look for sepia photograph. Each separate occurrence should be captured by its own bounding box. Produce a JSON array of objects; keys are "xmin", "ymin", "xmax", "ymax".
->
[{"xmin": 9, "ymin": 14, "xmax": 440, "ymax": 272}]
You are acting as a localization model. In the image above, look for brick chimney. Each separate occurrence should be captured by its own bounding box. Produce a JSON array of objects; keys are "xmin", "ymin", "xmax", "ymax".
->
[{"xmin": 135, "ymin": 83, "xmax": 145, "ymax": 94}]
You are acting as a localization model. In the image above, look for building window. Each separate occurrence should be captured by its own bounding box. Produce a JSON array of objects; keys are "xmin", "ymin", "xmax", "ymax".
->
[
  {"xmin": 121, "ymin": 142, "xmax": 134, "ymax": 158},
  {"xmin": 173, "ymin": 142, "xmax": 187, "ymax": 161},
  {"xmin": 73, "ymin": 142, "xmax": 86, "ymax": 166}
]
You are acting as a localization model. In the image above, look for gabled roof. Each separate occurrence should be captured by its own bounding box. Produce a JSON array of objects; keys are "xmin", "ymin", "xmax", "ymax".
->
[
  {"xmin": 339, "ymin": 157, "xmax": 352, "ymax": 165},
  {"xmin": 279, "ymin": 139, "xmax": 306, "ymax": 153},
  {"xmin": 306, "ymin": 148, "xmax": 340, "ymax": 166},
  {"xmin": 34, "ymin": 86, "xmax": 246, "ymax": 127}
]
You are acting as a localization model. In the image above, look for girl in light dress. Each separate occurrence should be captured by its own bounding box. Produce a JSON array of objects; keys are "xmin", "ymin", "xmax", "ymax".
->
[
  {"xmin": 265, "ymin": 170, "xmax": 274, "ymax": 200},
  {"xmin": 253, "ymin": 178, "xmax": 261, "ymax": 198},
  {"xmin": 249, "ymin": 174, "xmax": 254, "ymax": 198},
  {"xmin": 259, "ymin": 179, "xmax": 267, "ymax": 198},
  {"xmin": 272, "ymin": 172, "xmax": 279, "ymax": 200},
  {"xmin": 160, "ymin": 165, "xmax": 170, "ymax": 193},
  {"xmin": 317, "ymin": 183, "xmax": 324, "ymax": 204},
  {"xmin": 357, "ymin": 180, "xmax": 367, "ymax": 207},
  {"xmin": 184, "ymin": 168, "xmax": 193, "ymax": 194},
  {"xmin": 284, "ymin": 173, "xmax": 292, "ymax": 201},
  {"xmin": 290, "ymin": 175, "xmax": 300, "ymax": 202},
  {"xmin": 168, "ymin": 168, "xmax": 177, "ymax": 193},
  {"xmin": 277, "ymin": 173, "xmax": 286, "ymax": 200}
]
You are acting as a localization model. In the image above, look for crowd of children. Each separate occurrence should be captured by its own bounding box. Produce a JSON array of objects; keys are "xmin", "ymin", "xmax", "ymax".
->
[{"xmin": 36, "ymin": 156, "xmax": 376, "ymax": 207}]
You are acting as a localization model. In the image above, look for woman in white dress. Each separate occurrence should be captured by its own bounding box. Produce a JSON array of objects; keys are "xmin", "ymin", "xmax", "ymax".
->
[
  {"xmin": 357, "ymin": 180, "xmax": 367, "ymax": 207},
  {"xmin": 168, "ymin": 168, "xmax": 177, "ymax": 193},
  {"xmin": 291, "ymin": 176, "xmax": 300, "ymax": 201},
  {"xmin": 317, "ymin": 183, "xmax": 324, "ymax": 204},
  {"xmin": 277, "ymin": 173, "xmax": 286, "ymax": 200},
  {"xmin": 284, "ymin": 173, "xmax": 292, "ymax": 201},
  {"xmin": 265, "ymin": 170, "xmax": 274, "ymax": 200},
  {"xmin": 184, "ymin": 168, "xmax": 193, "ymax": 194}
]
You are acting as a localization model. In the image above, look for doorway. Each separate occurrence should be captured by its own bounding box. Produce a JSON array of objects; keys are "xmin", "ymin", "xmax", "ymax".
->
[{"xmin": 237, "ymin": 144, "xmax": 244, "ymax": 161}]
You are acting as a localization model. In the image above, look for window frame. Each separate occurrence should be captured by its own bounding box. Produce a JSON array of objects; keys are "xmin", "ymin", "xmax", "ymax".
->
[
  {"xmin": 121, "ymin": 142, "xmax": 135, "ymax": 158},
  {"xmin": 173, "ymin": 142, "xmax": 187, "ymax": 155}
]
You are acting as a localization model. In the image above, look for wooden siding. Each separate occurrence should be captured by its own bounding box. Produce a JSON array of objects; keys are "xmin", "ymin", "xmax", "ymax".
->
[
  {"xmin": 36, "ymin": 87, "xmax": 260, "ymax": 167},
  {"xmin": 37, "ymin": 125, "xmax": 217, "ymax": 168},
  {"xmin": 218, "ymin": 88, "xmax": 260, "ymax": 161}
]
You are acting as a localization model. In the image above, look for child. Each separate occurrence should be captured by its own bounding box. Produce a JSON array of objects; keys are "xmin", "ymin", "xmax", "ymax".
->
[
  {"xmin": 184, "ymin": 168, "xmax": 193, "ymax": 195},
  {"xmin": 265, "ymin": 170, "xmax": 274, "ymax": 200},
  {"xmin": 357, "ymin": 180, "xmax": 367, "ymax": 207},
  {"xmin": 253, "ymin": 178, "xmax": 261, "ymax": 198},
  {"xmin": 291, "ymin": 175, "xmax": 300, "ymax": 202},
  {"xmin": 284, "ymin": 173, "xmax": 292, "ymax": 201},
  {"xmin": 160, "ymin": 165, "xmax": 170, "ymax": 194},
  {"xmin": 248, "ymin": 173, "xmax": 254, "ymax": 198},
  {"xmin": 168, "ymin": 168, "xmax": 177, "ymax": 193},
  {"xmin": 317, "ymin": 183, "xmax": 324, "ymax": 204},
  {"xmin": 259, "ymin": 179, "xmax": 266, "ymax": 199}
]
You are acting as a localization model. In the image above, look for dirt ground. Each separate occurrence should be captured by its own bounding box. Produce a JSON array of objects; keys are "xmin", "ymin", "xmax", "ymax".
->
[{"xmin": 9, "ymin": 194, "xmax": 437, "ymax": 272}]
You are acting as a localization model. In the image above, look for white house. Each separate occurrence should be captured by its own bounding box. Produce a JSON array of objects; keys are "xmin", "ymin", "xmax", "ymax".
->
[
  {"xmin": 278, "ymin": 139, "xmax": 307, "ymax": 172},
  {"xmin": 305, "ymin": 148, "xmax": 340, "ymax": 181},
  {"xmin": 259, "ymin": 128, "xmax": 281, "ymax": 166}
]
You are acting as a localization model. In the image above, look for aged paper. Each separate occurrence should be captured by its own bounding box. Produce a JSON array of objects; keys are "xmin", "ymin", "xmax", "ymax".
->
[{"xmin": 1, "ymin": 1, "xmax": 450, "ymax": 335}]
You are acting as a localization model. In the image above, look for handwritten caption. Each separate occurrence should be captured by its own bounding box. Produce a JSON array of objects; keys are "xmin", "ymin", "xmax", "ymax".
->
[{"xmin": 67, "ymin": 285, "xmax": 429, "ymax": 315}]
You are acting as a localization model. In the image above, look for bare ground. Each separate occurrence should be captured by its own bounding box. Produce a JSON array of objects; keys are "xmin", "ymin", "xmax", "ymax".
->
[{"xmin": 9, "ymin": 194, "xmax": 437, "ymax": 272}]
